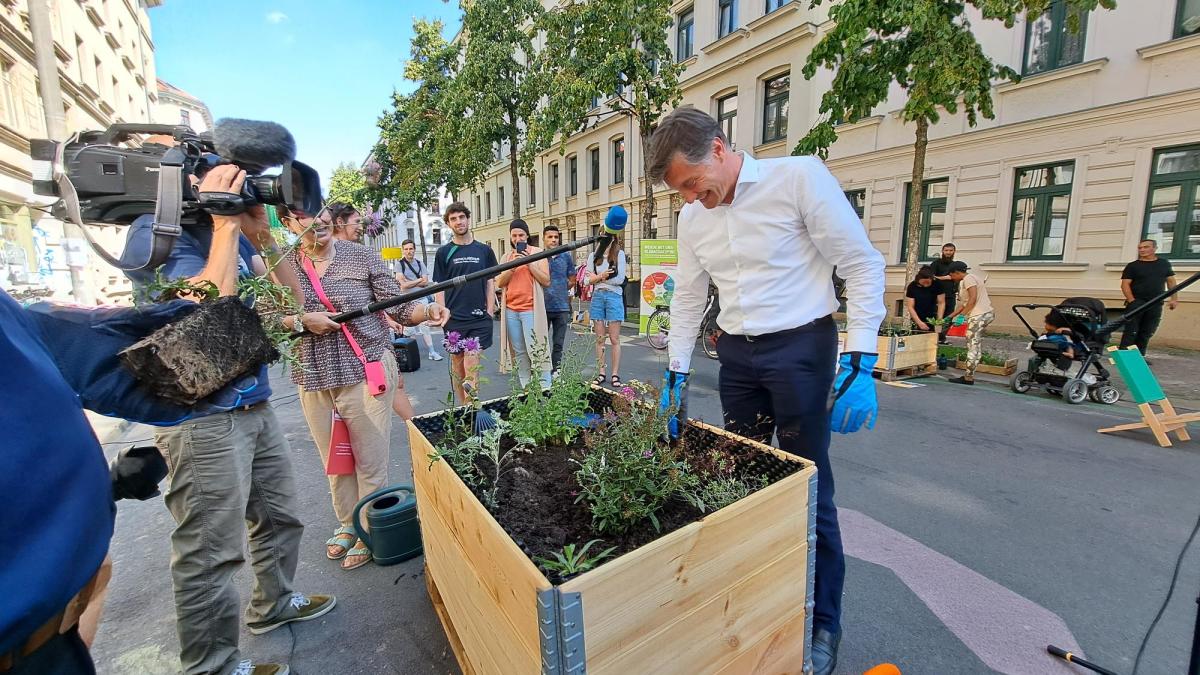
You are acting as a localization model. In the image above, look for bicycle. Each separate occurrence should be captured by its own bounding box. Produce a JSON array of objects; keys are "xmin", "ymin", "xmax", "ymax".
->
[{"xmin": 644, "ymin": 290, "xmax": 720, "ymax": 360}]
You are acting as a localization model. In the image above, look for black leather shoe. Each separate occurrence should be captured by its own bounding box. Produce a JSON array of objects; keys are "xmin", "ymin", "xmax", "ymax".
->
[{"xmin": 811, "ymin": 627, "xmax": 840, "ymax": 675}]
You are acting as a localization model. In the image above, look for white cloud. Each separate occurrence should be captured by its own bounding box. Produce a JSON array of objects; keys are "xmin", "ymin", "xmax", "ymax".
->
[{"xmin": 266, "ymin": 11, "xmax": 289, "ymax": 24}]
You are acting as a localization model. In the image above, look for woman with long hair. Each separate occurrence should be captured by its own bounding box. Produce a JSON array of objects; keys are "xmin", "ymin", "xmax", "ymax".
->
[
  {"xmin": 586, "ymin": 235, "xmax": 627, "ymax": 386},
  {"xmin": 280, "ymin": 206, "xmax": 448, "ymax": 570}
]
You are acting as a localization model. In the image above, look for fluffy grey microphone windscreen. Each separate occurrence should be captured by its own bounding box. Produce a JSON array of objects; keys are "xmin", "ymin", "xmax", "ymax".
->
[{"xmin": 212, "ymin": 118, "xmax": 296, "ymax": 173}]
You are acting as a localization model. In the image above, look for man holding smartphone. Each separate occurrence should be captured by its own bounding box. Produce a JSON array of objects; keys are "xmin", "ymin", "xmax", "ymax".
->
[{"xmin": 496, "ymin": 219, "xmax": 552, "ymax": 388}]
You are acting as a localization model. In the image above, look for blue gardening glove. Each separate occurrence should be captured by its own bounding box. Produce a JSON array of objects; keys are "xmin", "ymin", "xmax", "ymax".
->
[
  {"xmin": 952, "ymin": 315, "xmax": 966, "ymax": 326},
  {"xmin": 659, "ymin": 369, "xmax": 689, "ymax": 440},
  {"xmin": 830, "ymin": 352, "xmax": 878, "ymax": 434}
]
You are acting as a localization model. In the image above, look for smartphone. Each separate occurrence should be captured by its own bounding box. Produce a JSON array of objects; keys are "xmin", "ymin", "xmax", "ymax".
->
[{"xmin": 516, "ymin": 241, "xmax": 528, "ymax": 254}]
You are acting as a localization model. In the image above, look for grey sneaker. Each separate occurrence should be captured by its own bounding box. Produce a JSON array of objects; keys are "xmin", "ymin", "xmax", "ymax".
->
[
  {"xmin": 430, "ymin": 351, "xmax": 445, "ymax": 361},
  {"xmin": 247, "ymin": 593, "xmax": 337, "ymax": 635},
  {"xmin": 232, "ymin": 660, "xmax": 289, "ymax": 675}
]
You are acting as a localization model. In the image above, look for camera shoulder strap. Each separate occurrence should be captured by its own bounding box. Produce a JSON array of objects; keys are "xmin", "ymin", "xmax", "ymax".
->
[{"xmin": 56, "ymin": 144, "xmax": 184, "ymax": 272}]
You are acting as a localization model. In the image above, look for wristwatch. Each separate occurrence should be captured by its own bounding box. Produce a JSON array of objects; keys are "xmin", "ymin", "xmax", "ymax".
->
[{"xmin": 290, "ymin": 313, "xmax": 305, "ymax": 335}]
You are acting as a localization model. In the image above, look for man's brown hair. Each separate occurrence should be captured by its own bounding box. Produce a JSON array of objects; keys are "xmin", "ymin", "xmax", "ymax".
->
[
  {"xmin": 445, "ymin": 201, "xmax": 471, "ymax": 219},
  {"xmin": 645, "ymin": 106, "xmax": 728, "ymax": 184}
]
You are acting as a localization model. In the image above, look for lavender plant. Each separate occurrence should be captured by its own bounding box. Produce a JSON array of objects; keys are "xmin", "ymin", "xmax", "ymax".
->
[{"xmin": 572, "ymin": 382, "xmax": 698, "ymax": 534}]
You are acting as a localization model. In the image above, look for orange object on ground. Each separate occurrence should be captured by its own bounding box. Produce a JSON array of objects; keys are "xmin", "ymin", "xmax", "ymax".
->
[{"xmin": 863, "ymin": 665, "xmax": 901, "ymax": 675}]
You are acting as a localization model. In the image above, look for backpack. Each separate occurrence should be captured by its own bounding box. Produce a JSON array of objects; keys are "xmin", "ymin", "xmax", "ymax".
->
[{"xmin": 575, "ymin": 264, "xmax": 594, "ymax": 302}]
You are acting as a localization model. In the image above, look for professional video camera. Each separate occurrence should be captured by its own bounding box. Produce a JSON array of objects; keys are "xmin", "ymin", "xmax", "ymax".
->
[{"xmin": 28, "ymin": 119, "xmax": 323, "ymax": 271}]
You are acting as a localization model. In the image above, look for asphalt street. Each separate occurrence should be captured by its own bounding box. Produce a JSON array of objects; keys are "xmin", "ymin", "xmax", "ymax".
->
[{"xmin": 90, "ymin": 323, "xmax": 1200, "ymax": 675}]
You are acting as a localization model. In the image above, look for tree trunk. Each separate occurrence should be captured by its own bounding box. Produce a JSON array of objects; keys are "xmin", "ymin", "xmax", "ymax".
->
[
  {"xmin": 639, "ymin": 127, "xmax": 655, "ymax": 243},
  {"xmin": 416, "ymin": 207, "xmax": 429, "ymax": 266},
  {"xmin": 509, "ymin": 138, "xmax": 521, "ymax": 221},
  {"xmin": 903, "ymin": 116, "xmax": 930, "ymax": 292}
]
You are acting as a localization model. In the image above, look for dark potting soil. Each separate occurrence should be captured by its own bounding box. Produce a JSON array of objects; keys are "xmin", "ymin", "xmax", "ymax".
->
[{"xmin": 427, "ymin": 419, "xmax": 804, "ymax": 583}]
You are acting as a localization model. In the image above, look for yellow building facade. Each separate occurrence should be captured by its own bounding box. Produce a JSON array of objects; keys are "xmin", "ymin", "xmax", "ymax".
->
[{"xmin": 464, "ymin": 0, "xmax": 1200, "ymax": 347}]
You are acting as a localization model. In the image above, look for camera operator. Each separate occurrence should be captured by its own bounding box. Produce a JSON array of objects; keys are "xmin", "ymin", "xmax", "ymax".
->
[{"xmin": 119, "ymin": 164, "xmax": 335, "ymax": 675}]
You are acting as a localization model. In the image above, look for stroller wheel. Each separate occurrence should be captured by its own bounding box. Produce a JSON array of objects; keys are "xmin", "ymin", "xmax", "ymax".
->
[
  {"xmin": 1089, "ymin": 385, "xmax": 1120, "ymax": 405},
  {"xmin": 1010, "ymin": 371, "xmax": 1032, "ymax": 394},
  {"xmin": 1063, "ymin": 378, "xmax": 1088, "ymax": 404}
]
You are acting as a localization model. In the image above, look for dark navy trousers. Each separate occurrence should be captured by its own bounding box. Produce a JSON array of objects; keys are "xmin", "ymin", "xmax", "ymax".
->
[{"xmin": 716, "ymin": 316, "xmax": 844, "ymax": 634}]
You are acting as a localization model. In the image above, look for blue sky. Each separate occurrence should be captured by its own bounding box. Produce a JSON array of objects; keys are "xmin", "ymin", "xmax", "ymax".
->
[{"xmin": 149, "ymin": 0, "xmax": 462, "ymax": 190}]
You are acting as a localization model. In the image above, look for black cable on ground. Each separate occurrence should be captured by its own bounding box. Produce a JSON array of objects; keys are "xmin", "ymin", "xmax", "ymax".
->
[{"xmin": 1133, "ymin": 507, "xmax": 1200, "ymax": 674}]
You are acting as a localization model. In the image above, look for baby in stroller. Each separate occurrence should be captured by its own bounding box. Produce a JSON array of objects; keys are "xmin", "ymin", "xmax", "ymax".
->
[
  {"xmin": 1039, "ymin": 309, "xmax": 1083, "ymax": 361},
  {"xmin": 1011, "ymin": 297, "xmax": 1121, "ymax": 404}
]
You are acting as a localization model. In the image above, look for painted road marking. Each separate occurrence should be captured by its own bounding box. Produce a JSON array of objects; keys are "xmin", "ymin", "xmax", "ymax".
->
[{"xmin": 841, "ymin": 507, "xmax": 1084, "ymax": 674}]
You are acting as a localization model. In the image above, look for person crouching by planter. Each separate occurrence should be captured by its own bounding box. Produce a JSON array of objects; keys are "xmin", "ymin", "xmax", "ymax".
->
[
  {"xmin": 587, "ymin": 234, "xmax": 628, "ymax": 387},
  {"xmin": 647, "ymin": 107, "xmax": 886, "ymax": 675},
  {"xmin": 497, "ymin": 219, "xmax": 553, "ymax": 389},
  {"xmin": 945, "ymin": 261, "xmax": 994, "ymax": 385},
  {"xmin": 281, "ymin": 208, "xmax": 449, "ymax": 570},
  {"xmin": 904, "ymin": 266, "xmax": 945, "ymax": 332}
]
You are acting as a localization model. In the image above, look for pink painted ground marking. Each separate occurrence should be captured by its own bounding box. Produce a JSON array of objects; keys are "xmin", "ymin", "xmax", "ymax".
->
[{"xmin": 840, "ymin": 507, "xmax": 1085, "ymax": 674}]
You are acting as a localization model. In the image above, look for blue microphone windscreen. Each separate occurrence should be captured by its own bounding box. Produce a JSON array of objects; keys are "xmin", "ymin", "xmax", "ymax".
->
[{"xmin": 604, "ymin": 205, "xmax": 628, "ymax": 233}]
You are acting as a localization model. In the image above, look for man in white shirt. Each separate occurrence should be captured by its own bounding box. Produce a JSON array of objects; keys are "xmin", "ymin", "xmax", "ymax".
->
[{"xmin": 648, "ymin": 107, "xmax": 885, "ymax": 675}]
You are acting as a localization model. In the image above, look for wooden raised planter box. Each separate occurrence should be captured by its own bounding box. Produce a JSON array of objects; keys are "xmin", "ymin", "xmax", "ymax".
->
[
  {"xmin": 955, "ymin": 358, "xmax": 1018, "ymax": 376},
  {"xmin": 408, "ymin": 394, "xmax": 817, "ymax": 675},
  {"xmin": 839, "ymin": 330, "xmax": 938, "ymax": 373}
]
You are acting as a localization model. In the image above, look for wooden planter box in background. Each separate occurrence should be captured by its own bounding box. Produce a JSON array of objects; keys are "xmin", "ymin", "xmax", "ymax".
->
[
  {"xmin": 956, "ymin": 358, "xmax": 1019, "ymax": 376},
  {"xmin": 838, "ymin": 330, "xmax": 938, "ymax": 373},
  {"xmin": 408, "ymin": 402, "xmax": 817, "ymax": 675}
]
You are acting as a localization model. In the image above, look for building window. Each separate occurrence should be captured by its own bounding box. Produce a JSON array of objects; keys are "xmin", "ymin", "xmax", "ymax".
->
[
  {"xmin": 1177, "ymin": 0, "xmax": 1200, "ymax": 38},
  {"xmin": 762, "ymin": 74, "xmax": 789, "ymax": 144},
  {"xmin": 612, "ymin": 138, "xmax": 625, "ymax": 185},
  {"xmin": 475, "ymin": 196, "xmax": 481, "ymax": 218},
  {"xmin": 844, "ymin": 189, "xmax": 866, "ymax": 219},
  {"xmin": 718, "ymin": 0, "xmax": 738, "ymax": 38},
  {"xmin": 589, "ymin": 147, "xmax": 600, "ymax": 191},
  {"xmin": 485, "ymin": 192, "xmax": 492, "ymax": 221},
  {"xmin": 568, "ymin": 155, "xmax": 578, "ymax": 197},
  {"xmin": 766, "ymin": 0, "xmax": 787, "ymax": 13},
  {"xmin": 1023, "ymin": 0, "xmax": 1087, "ymax": 75},
  {"xmin": 550, "ymin": 162, "xmax": 560, "ymax": 201},
  {"xmin": 499, "ymin": 186, "xmax": 505, "ymax": 216},
  {"xmin": 1143, "ymin": 144, "xmax": 1200, "ymax": 259},
  {"xmin": 179, "ymin": 109, "xmax": 191, "ymax": 126},
  {"xmin": 1008, "ymin": 162, "xmax": 1074, "ymax": 260},
  {"xmin": 433, "ymin": 229, "xmax": 442, "ymax": 246},
  {"xmin": 900, "ymin": 179, "xmax": 950, "ymax": 262},
  {"xmin": 677, "ymin": 7, "xmax": 694, "ymax": 61},
  {"xmin": 529, "ymin": 175, "xmax": 536, "ymax": 206},
  {"xmin": 717, "ymin": 93, "xmax": 737, "ymax": 147},
  {"xmin": 407, "ymin": 227, "xmax": 415, "ymax": 241},
  {"xmin": 0, "ymin": 59, "xmax": 16, "ymax": 127}
]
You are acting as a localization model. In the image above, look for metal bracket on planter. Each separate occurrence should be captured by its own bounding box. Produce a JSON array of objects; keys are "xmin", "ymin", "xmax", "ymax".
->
[
  {"xmin": 538, "ymin": 588, "xmax": 586, "ymax": 674},
  {"xmin": 803, "ymin": 470, "xmax": 818, "ymax": 675}
]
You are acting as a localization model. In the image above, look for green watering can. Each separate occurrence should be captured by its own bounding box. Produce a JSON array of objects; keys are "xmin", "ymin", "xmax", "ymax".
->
[{"xmin": 352, "ymin": 485, "xmax": 422, "ymax": 566}]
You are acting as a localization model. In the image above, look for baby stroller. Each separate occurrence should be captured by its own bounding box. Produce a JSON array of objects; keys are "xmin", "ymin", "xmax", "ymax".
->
[{"xmin": 1009, "ymin": 297, "xmax": 1120, "ymax": 405}]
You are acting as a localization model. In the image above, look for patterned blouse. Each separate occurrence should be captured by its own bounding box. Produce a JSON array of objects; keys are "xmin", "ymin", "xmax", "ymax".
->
[{"xmin": 287, "ymin": 240, "xmax": 417, "ymax": 391}]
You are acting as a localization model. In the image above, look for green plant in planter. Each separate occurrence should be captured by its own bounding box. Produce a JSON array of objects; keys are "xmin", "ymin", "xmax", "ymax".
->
[
  {"xmin": 534, "ymin": 539, "xmax": 617, "ymax": 577},
  {"xmin": 878, "ymin": 318, "xmax": 914, "ymax": 337},
  {"xmin": 573, "ymin": 381, "xmax": 698, "ymax": 534},
  {"xmin": 685, "ymin": 449, "xmax": 769, "ymax": 514},
  {"xmin": 507, "ymin": 342, "xmax": 592, "ymax": 446},
  {"xmin": 430, "ymin": 417, "xmax": 532, "ymax": 509},
  {"xmin": 938, "ymin": 344, "xmax": 967, "ymax": 361}
]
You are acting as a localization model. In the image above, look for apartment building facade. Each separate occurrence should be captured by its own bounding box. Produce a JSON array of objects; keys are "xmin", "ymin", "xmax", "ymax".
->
[
  {"xmin": 0, "ymin": 0, "xmax": 162, "ymax": 303},
  {"xmin": 156, "ymin": 77, "xmax": 211, "ymax": 133},
  {"xmin": 463, "ymin": 0, "xmax": 1200, "ymax": 347}
]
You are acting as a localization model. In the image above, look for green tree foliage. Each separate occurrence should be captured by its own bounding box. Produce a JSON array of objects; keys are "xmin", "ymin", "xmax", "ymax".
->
[
  {"xmin": 448, "ymin": 0, "xmax": 545, "ymax": 218},
  {"xmin": 327, "ymin": 162, "xmax": 367, "ymax": 209},
  {"xmin": 532, "ymin": 0, "xmax": 683, "ymax": 238},
  {"xmin": 794, "ymin": 0, "xmax": 1114, "ymax": 282}
]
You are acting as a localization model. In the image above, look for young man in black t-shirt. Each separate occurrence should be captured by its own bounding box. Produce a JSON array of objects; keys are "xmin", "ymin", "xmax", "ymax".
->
[
  {"xmin": 434, "ymin": 202, "xmax": 499, "ymax": 403},
  {"xmin": 904, "ymin": 266, "xmax": 945, "ymax": 331},
  {"xmin": 1119, "ymin": 239, "xmax": 1178, "ymax": 359}
]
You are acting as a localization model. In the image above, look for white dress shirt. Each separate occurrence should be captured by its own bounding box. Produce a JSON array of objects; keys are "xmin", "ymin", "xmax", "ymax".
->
[{"xmin": 667, "ymin": 152, "xmax": 886, "ymax": 373}]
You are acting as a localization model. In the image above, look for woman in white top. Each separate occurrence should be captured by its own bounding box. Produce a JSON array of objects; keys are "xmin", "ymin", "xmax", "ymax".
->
[{"xmin": 586, "ymin": 236, "xmax": 627, "ymax": 387}]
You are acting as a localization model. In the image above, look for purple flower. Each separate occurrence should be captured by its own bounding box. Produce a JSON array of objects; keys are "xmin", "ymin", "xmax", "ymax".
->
[
  {"xmin": 462, "ymin": 336, "xmax": 482, "ymax": 354},
  {"xmin": 642, "ymin": 449, "xmax": 654, "ymax": 458},
  {"xmin": 620, "ymin": 386, "xmax": 636, "ymax": 401},
  {"xmin": 443, "ymin": 331, "xmax": 463, "ymax": 354}
]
